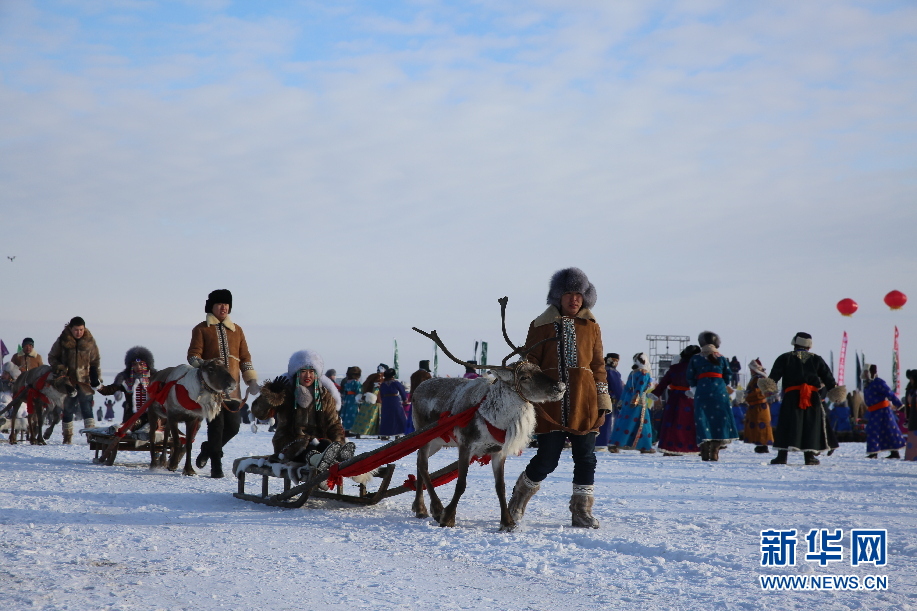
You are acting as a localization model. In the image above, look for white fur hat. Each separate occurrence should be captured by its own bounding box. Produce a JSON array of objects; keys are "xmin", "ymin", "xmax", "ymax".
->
[
  {"xmin": 3, "ymin": 361, "xmax": 21, "ymax": 381},
  {"xmin": 287, "ymin": 349, "xmax": 341, "ymax": 410},
  {"xmin": 633, "ymin": 352, "xmax": 650, "ymax": 371}
]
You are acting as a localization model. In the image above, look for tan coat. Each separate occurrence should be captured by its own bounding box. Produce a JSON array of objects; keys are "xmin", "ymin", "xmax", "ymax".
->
[
  {"xmin": 48, "ymin": 326, "xmax": 101, "ymax": 391},
  {"xmin": 11, "ymin": 352, "xmax": 43, "ymax": 374},
  {"xmin": 251, "ymin": 382, "xmax": 344, "ymax": 460},
  {"xmin": 524, "ymin": 306, "xmax": 608, "ymax": 435},
  {"xmin": 187, "ymin": 314, "xmax": 257, "ymax": 399}
]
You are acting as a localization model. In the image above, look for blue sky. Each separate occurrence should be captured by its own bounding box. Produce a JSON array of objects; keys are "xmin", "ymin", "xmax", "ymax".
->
[{"xmin": 2, "ymin": 1, "xmax": 916, "ymax": 382}]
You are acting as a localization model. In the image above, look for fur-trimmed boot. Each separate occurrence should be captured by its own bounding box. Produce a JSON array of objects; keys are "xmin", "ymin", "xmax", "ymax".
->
[
  {"xmin": 83, "ymin": 418, "xmax": 96, "ymax": 431},
  {"xmin": 507, "ymin": 471, "xmax": 540, "ymax": 522},
  {"xmin": 804, "ymin": 451, "xmax": 820, "ymax": 466},
  {"xmin": 9, "ymin": 428, "xmax": 17, "ymax": 444},
  {"xmin": 570, "ymin": 485, "xmax": 600, "ymax": 528},
  {"xmin": 700, "ymin": 441, "xmax": 711, "ymax": 461},
  {"xmin": 62, "ymin": 421, "xmax": 74, "ymax": 445},
  {"xmin": 709, "ymin": 442, "xmax": 721, "ymax": 462},
  {"xmin": 770, "ymin": 450, "xmax": 788, "ymax": 465}
]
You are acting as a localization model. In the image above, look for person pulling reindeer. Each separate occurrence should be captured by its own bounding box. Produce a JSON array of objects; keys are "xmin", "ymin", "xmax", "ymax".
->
[
  {"xmin": 250, "ymin": 350, "xmax": 353, "ymax": 472},
  {"xmin": 507, "ymin": 267, "xmax": 612, "ymax": 529}
]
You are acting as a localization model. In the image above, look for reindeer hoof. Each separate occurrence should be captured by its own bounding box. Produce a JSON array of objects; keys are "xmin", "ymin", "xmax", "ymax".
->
[
  {"xmin": 439, "ymin": 519, "xmax": 456, "ymax": 528},
  {"xmin": 183, "ymin": 469, "xmax": 196, "ymax": 476},
  {"xmin": 414, "ymin": 510, "xmax": 429, "ymax": 519},
  {"xmin": 499, "ymin": 521, "xmax": 517, "ymax": 533}
]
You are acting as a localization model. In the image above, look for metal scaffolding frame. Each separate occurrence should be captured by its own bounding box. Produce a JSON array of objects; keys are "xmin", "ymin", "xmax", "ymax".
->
[{"xmin": 646, "ymin": 334, "xmax": 690, "ymax": 380}]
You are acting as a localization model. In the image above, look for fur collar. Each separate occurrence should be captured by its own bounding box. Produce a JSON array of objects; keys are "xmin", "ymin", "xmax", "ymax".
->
[
  {"xmin": 58, "ymin": 326, "xmax": 96, "ymax": 350},
  {"xmin": 532, "ymin": 305, "xmax": 596, "ymax": 328},
  {"xmin": 205, "ymin": 313, "xmax": 236, "ymax": 331}
]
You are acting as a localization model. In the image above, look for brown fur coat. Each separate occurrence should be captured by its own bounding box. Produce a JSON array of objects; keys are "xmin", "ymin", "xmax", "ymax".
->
[
  {"xmin": 11, "ymin": 352, "xmax": 43, "ymax": 374},
  {"xmin": 47, "ymin": 326, "xmax": 101, "ymax": 390},
  {"xmin": 251, "ymin": 381, "xmax": 344, "ymax": 460}
]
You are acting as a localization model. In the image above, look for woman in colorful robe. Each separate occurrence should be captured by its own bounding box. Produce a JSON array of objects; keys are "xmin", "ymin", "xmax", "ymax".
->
[
  {"xmin": 651, "ymin": 345, "xmax": 700, "ymax": 456},
  {"xmin": 862, "ymin": 364, "xmax": 906, "ymax": 459},
  {"xmin": 339, "ymin": 366, "xmax": 362, "ymax": 433},
  {"xmin": 687, "ymin": 331, "xmax": 738, "ymax": 461},
  {"xmin": 743, "ymin": 358, "xmax": 774, "ymax": 453},
  {"xmin": 378, "ymin": 368, "xmax": 407, "ymax": 437},
  {"xmin": 608, "ymin": 353, "xmax": 655, "ymax": 453}
]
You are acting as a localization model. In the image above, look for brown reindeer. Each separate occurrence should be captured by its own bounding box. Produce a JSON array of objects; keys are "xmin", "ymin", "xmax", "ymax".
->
[
  {"xmin": 6, "ymin": 365, "xmax": 77, "ymax": 445},
  {"xmin": 410, "ymin": 297, "xmax": 565, "ymax": 531},
  {"xmin": 146, "ymin": 359, "xmax": 237, "ymax": 475}
]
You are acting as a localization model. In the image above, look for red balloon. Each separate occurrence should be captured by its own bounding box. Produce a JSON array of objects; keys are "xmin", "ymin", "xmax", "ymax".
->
[
  {"xmin": 884, "ymin": 290, "xmax": 907, "ymax": 310},
  {"xmin": 837, "ymin": 298, "xmax": 858, "ymax": 317}
]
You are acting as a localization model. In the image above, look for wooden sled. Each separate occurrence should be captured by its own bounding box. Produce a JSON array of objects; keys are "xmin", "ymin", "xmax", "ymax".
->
[
  {"xmin": 83, "ymin": 429, "xmax": 170, "ymax": 466},
  {"xmin": 232, "ymin": 419, "xmax": 470, "ymax": 509}
]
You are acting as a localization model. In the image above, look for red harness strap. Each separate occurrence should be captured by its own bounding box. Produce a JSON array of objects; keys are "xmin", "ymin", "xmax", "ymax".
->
[
  {"xmin": 482, "ymin": 418, "xmax": 506, "ymax": 444},
  {"xmin": 13, "ymin": 370, "xmax": 54, "ymax": 416},
  {"xmin": 112, "ymin": 379, "xmax": 179, "ymax": 439}
]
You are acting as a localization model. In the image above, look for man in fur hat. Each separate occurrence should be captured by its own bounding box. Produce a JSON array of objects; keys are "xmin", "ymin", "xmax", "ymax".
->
[
  {"xmin": 48, "ymin": 317, "xmax": 102, "ymax": 444},
  {"xmin": 761, "ymin": 332, "xmax": 846, "ymax": 466},
  {"xmin": 97, "ymin": 346, "xmax": 156, "ymax": 425},
  {"xmin": 508, "ymin": 267, "xmax": 611, "ymax": 529},
  {"xmin": 11, "ymin": 338, "xmax": 43, "ymax": 374},
  {"xmin": 189, "ymin": 289, "xmax": 260, "ymax": 477}
]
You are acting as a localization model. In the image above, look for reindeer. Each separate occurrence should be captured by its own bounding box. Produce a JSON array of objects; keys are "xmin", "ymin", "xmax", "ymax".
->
[
  {"xmin": 146, "ymin": 359, "xmax": 237, "ymax": 475},
  {"xmin": 4, "ymin": 365, "xmax": 77, "ymax": 445},
  {"xmin": 410, "ymin": 297, "xmax": 565, "ymax": 531}
]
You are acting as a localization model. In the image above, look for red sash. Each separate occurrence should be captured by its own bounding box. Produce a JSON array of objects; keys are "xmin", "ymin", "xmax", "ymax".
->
[
  {"xmin": 785, "ymin": 384, "xmax": 820, "ymax": 410},
  {"xmin": 697, "ymin": 372, "xmax": 723, "ymax": 379},
  {"xmin": 669, "ymin": 385, "xmax": 690, "ymax": 391}
]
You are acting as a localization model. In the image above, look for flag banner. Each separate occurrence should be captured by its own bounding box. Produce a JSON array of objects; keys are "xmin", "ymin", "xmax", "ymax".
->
[
  {"xmin": 393, "ymin": 339, "xmax": 399, "ymax": 378},
  {"xmin": 0, "ymin": 339, "xmax": 8, "ymax": 358},
  {"xmin": 893, "ymin": 326, "xmax": 900, "ymax": 394},
  {"xmin": 855, "ymin": 353, "xmax": 863, "ymax": 391},
  {"xmin": 481, "ymin": 342, "xmax": 488, "ymax": 367},
  {"xmin": 837, "ymin": 332, "xmax": 848, "ymax": 386},
  {"xmin": 433, "ymin": 344, "xmax": 439, "ymax": 377}
]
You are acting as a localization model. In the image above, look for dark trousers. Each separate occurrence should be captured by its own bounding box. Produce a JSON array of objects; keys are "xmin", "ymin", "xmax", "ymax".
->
[
  {"xmin": 524, "ymin": 431, "xmax": 597, "ymax": 486},
  {"xmin": 62, "ymin": 389, "xmax": 94, "ymax": 423},
  {"xmin": 201, "ymin": 405, "xmax": 241, "ymax": 461}
]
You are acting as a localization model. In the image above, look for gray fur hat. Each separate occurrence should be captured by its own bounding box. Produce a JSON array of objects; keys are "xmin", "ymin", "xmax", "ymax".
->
[
  {"xmin": 124, "ymin": 346, "xmax": 154, "ymax": 371},
  {"xmin": 698, "ymin": 331, "xmax": 721, "ymax": 349},
  {"xmin": 547, "ymin": 267, "xmax": 597, "ymax": 310}
]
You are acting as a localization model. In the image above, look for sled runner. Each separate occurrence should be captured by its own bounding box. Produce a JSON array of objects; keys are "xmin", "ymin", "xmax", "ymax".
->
[{"xmin": 83, "ymin": 426, "xmax": 172, "ymax": 465}]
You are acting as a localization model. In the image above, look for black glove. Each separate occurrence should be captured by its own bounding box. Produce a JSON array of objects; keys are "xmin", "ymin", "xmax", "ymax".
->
[
  {"xmin": 267, "ymin": 375, "xmax": 290, "ymax": 394},
  {"xmin": 89, "ymin": 366, "xmax": 100, "ymax": 388}
]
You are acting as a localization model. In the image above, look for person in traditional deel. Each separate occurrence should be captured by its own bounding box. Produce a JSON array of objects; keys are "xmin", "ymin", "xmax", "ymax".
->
[
  {"xmin": 378, "ymin": 368, "xmax": 407, "ymax": 438},
  {"xmin": 188, "ymin": 289, "xmax": 260, "ymax": 478},
  {"xmin": 652, "ymin": 345, "xmax": 701, "ymax": 456},
  {"xmin": 339, "ymin": 366, "xmax": 362, "ymax": 434},
  {"xmin": 904, "ymin": 369, "xmax": 917, "ymax": 461},
  {"xmin": 507, "ymin": 267, "xmax": 611, "ymax": 529},
  {"xmin": 594, "ymin": 353, "xmax": 623, "ymax": 448},
  {"xmin": 861, "ymin": 363, "xmax": 906, "ymax": 459},
  {"xmin": 742, "ymin": 359, "xmax": 774, "ymax": 453},
  {"xmin": 407, "ymin": 360, "xmax": 432, "ymax": 435},
  {"xmin": 96, "ymin": 346, "xmax": 156, "ymax": 426},
  {"xmin": 250, "ymin": 349, "xmax": 352, "ymax": 469},
  {"xmin": 607, "ymin": 353, "xmax": 655, "ymax": 453},
  {"xmin": 687, "ymin": 331, "xmax": 739, "ymax": 462},
  {"xmin": 352, "ymin": 364, "xmax": 386, "ymax": 436},
  {"xmin": 759, "ymin": 332, "xmax": 846, "ymax": 466}
]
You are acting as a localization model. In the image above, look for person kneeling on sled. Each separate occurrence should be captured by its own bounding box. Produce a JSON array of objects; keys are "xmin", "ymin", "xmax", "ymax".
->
[{"xmin": 250, "ymin": 349, "xmax": 353, "ymax": 471}]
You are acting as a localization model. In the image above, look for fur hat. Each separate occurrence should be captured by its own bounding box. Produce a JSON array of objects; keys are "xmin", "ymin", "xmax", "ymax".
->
[
  {"xmin": 605, "ymin": 353, "xmax": 620, "ymax": 361},
  {"xmin": 791, "ymin": 332, "xmax": 812, "ymax": 349},
  {"xmin": 3, "ymin": 361, "xmax": 21, "ymax": 381},
  {"xmin": 346, "ymin": 366, "xmax": 362, "ymax": 379},
  {"xmin": 377, "ymin": 363, "xmax": 389, "ymax": 374},
  {"xmin": 632, "ymin": 352, "xmax": 650, "ymax": 372},
  {"xmin": 22, "ymin": 337, "xmax": 34, "ymax": 346},
  {"xmin": 680, "ymin": 345, "xmax": 701, "ymax": 361},
  {"xmin": 383, "ymin": 368, "xmax": 396, "ymax": 380},
  {"xmin": 748, "ymin": 358, "xmax": 767, "ymax": 377},
  {"xmin": 124, "ymin": 346, "xmax": 154, "ymax": 371},
  {"xmin": 547, "ymin": 267, "xmax": 597, "ymax": 311},
  {"xmin": 325, "ymin": 369, "xmax": 337, "ymax": 380},
  {"xmin": 288, "ymin": 349, "xmax": 324, "ymax": 380},
  {"xmin": 205, "ymin": 289, "xmax": 233, "ymax": 314},
  {"xmin": 697, "ymin": 331, "xmax": 721, "ymax": 349},
  {"xmin": 418, "ymin": 360, "xmax": 431, "ymax": 372},
  {"xmin": 861, "ymin": 363, "xmax": 877, "ymax": 381},
  {"xmin": 68, "ymin": 316, "xmax": 86, "ymax": 327}
]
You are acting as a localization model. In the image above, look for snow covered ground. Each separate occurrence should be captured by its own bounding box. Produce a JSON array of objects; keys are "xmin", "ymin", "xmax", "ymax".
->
[{"xmin": 1, "ymin": 427, "xmax": 915, "ymax": 611}]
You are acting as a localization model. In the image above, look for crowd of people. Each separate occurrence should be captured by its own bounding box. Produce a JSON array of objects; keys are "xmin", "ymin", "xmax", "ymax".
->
[{"xmin": 2, "ymin": 272, "xmax": 915, "ymax": 529}]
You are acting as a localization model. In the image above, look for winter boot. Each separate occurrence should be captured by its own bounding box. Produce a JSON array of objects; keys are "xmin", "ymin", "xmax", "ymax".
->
[
  {"xmin": 309, "ymin": 441, "xmax": 344, "ymax": 473},
  {"xmin": 770, "ymin": 450, "xmax": 788, "ymax": 465},
  {"xmin": 570, "ymin": 485, "xmax": 600, "ymax": 529},
  {"xmin": 196, "ymin": 443, "xmax": 210, "ymax": 469},
  {"xmin": 62, "ymin": 422, "xmax": 74, "ymax": 445},
  {"xmin": 507, "ymin": 471, "xmax": 541, "ymax": 522},
  {"xmin": 804, "ymin": 451, "xmax": 820, "ymax": 466},
  {"xmin": 709, "ymin": 442, "xmax": 721, "ymax": 462},
  {"xmin": 9, "ymin": 429, "xmax": 17, "ymax": 444},
  {"xmin": 754, "ymin": 445, "xmax": 770, "ymax": 454},
  {"xmin": 886, "ymin": 450, "xmax": 901, "ymax": 459},
  {"xmin": 867, "ymin": 453, "xmax": 878, "ymax": 459},
  {"xmin": 83, "ymin": 418, "xmax": 96, "ymax": 431},
  {"xmin": 606, "ymin": 445, "xmax": 620, "ymax": 453},
  {"xmin": 211, "ymin": 459, "xmax": 224, "ymax": 479},
  {"xmin": 337, "ymin": 442, "xmax": 356, "ymax": 463},
  {"xmin": 700, "ymin": 441, "xmax": 711, "ymax": 461}
]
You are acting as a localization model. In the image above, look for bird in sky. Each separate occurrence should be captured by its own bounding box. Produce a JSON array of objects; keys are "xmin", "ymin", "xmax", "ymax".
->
[{"xmin": 6, "ymin": 256, "xmax": 14, "ymax": 262}]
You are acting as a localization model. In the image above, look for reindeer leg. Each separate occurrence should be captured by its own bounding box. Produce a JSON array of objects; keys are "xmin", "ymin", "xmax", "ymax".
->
[
  {"xmin": 158, "ymin": 418, "xmax": 170, "ymax": 469},
  {"xmin": 494, "ymin": 455, "xmax": 515, "ymax": 532},
  {"xmin": 412, "ymin": 446, "xmax": 430, "ymax": 519},
  {"xmin": 149, "ymin": 412, "xmax": 161, "ymax": 470},
  {"xmin": 423, "ymin": 446, "xmax": 446, "ymax": 521},
  {"xmin": 183, "ymin": 420, "xmax": 199, "ymax": 476},
  {"xmin": 167, "ymin": 420, "xmax": 181, "ymax": 471},
  {"xmin": 440, "ymin": 445, "xmax": 471, "ymax": 528}
]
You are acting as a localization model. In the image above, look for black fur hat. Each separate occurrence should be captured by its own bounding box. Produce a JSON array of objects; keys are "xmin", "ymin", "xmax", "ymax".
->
[
  {"xmin": 605, "ymin": 353, "xmax": 619, "ymax": 360},
  {"xmin": 383, "ymin": 368, "xmax": 397, "ymax": 380},
  {"xmin": 346, "ymin": 366, "xmax": 362, "ymax": 379},
  {"xmin": 205, "ymin": 289, "xmax": 233, "ymax": 314},
  {"xmin": 419, "ymin": 360, "xmax": 431, "ymax": 372},
  {"xmin": 124, "ymin": 346, "xmax": 154, "ymax": 371},
  {"xmin": 792, "ymin": 332, "xmax": 812, "ymax": 349},
  {"xmin": 547, "ymin": 267, "xmax": 597, "ymax": 311},
  {"xmin": 680, "ymin": 345, "xmax": 701, "ymax": 361},
  {"xmin": 697, "ymin": 331, "xmax": 720, "ymax": 348}
]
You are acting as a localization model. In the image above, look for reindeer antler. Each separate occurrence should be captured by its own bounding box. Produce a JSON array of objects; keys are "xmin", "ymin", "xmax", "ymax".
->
[
  {"xmin": 498, "ymin": 297, "xmax": 519, "ymax": 352},
  {"xmin": 412, "ymin": 327, "xmax": 512, "ymax": 371},
  {"xmin": 501, "ymin": 335, "xmax": 559, "ymax": 366}
]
